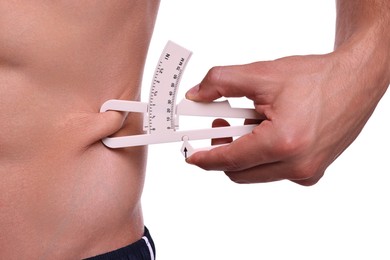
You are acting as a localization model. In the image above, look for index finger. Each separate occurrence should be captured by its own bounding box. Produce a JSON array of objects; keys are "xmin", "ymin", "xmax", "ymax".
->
[{"xmin": 185, "ymin": 64, "xmax": 263, "ymax": 102}]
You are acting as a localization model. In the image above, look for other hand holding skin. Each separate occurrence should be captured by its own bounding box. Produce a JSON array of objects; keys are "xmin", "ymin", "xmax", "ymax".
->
[{"xmin": 185, "ymin": 0, "xmax": 390, "ymax": 185}]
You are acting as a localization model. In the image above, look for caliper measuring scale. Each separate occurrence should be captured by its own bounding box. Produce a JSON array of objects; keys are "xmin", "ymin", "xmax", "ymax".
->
[{"xmin": 100, "ymin": 41, "xmax": 262, "ymax": 158}]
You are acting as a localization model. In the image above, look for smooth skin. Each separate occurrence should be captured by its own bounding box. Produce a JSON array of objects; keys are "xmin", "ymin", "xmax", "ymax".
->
[
  {"xmin": 0, "ymin": 1, "xmax": 159, "ymax": 259},
  {"xmin": 186, "ymin": 0, "xmax": 390, "ymax": 185}
]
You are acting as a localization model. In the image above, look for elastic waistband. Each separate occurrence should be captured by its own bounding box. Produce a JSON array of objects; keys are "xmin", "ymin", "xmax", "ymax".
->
[{"xmin": 84, "ymin": 227, "xmax": 156, "ymax": 260}]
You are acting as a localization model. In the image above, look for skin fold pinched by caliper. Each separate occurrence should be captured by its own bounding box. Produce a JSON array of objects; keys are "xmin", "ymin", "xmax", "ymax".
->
[{"xmin": 100, "ymin": 41, "xmax": 262, "ymax": 158}]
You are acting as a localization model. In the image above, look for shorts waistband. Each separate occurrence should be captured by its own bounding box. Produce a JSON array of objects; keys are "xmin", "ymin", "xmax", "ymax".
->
[{"xmin": 84, "ymin": 227, "xmax": 156, "ymax": 260}]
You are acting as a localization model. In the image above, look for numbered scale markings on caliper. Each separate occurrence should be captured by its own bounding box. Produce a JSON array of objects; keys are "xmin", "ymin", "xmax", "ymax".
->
[{"xmin": 100, "ymin": 41, "xmax": 262, "ymax": 158}]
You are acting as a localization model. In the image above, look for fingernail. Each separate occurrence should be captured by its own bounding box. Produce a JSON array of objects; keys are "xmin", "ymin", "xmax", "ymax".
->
[
  {"xmin": 185, "ymin": 156, "xmax": 196, "ymax": 165},
  {"xmin": 185, "ymin": 157, "xmax": 192, "ymax": 164},
  {"xmin": 185, "ymin": 84, "xmax": 200, "ymax": 99}
]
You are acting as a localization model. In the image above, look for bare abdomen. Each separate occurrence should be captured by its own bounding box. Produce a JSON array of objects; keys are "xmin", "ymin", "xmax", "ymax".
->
[{"xmin": 0, "ymin": 1, "xmax": 159, "ymax": 258}]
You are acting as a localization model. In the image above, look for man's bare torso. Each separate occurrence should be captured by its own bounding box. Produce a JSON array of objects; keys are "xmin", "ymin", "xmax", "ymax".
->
[{"xmin": 0, "ymin": 1, "xmax": 159, "ymax": 258}]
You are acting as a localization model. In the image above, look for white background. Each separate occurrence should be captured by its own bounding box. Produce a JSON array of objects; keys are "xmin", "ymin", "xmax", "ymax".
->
[{"xmin": 141, "ymin": 1, "xmax": 390, "ymax": 259}]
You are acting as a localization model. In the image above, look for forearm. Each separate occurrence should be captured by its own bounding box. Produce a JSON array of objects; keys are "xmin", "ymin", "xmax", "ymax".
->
[
  {"xmin": 335, "ymin": 0, "xmax": 390, "ymax": 44},
  {"xmin": 334, "ymin": 0, "xmax": 390, "ymax": 91}
]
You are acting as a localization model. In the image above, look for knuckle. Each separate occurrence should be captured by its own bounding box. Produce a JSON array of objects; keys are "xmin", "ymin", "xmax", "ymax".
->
[
  {"xmin": 273, "ymin": 131, "xmax": 310, "ymax": 159},
  {"xmin": 205, "ymin": 66, "xmax": 224, "ymax": 84},
  {"xmin": 291, "ymin": 165, "xmax": 316, "ymax": 181},
  {"xmin": 289, "ymin": 160, "xmax": 324, "ymax": 185},
  {"xmin": 298, "ymin": 176, "xmax": 322, "ymax": 186},
  {"xmin": 224, "ymin": 157, "xmax": 242, "ymax": 172}
]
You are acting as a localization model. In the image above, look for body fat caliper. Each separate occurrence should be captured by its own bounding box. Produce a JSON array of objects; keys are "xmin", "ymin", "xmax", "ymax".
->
[{"xmin": 100, "ymin": 41, "xmax": 262, "ymax": 158}]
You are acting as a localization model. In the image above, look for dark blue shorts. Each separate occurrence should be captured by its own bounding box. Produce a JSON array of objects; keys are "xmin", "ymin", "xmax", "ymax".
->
[{"xmin": 84, "ymin": 227, "xmax": 156, "ymax": 260}]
